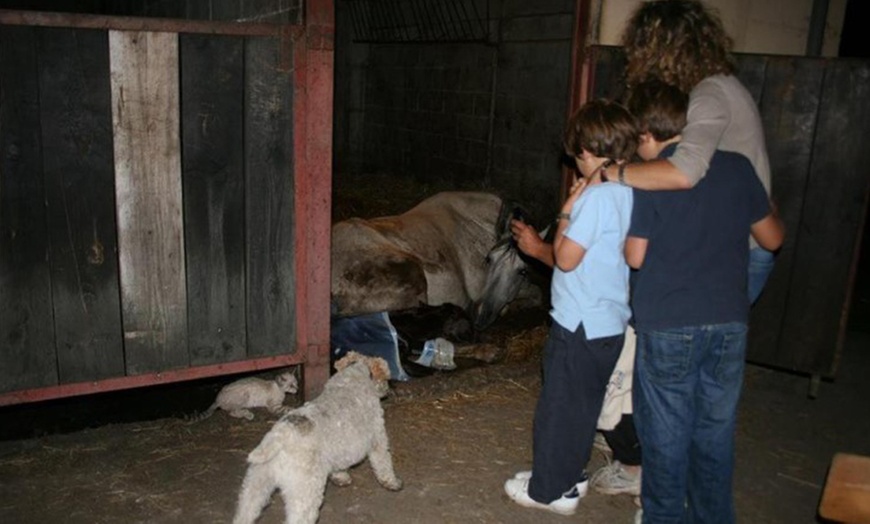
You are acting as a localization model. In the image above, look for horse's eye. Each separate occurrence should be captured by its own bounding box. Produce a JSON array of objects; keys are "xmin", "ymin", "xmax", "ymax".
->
[
  {"xmin": 484, "ymin": 255, "xmax": 492, "ymax": 266},
  {"xmin": 518, "ymin": 268, "xmax": 528, "ymax": 277}
]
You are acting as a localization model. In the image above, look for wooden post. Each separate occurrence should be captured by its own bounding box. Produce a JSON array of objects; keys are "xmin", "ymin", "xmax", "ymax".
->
[{"xmin": 295, "ymin": 0, "xmax": 334, "ymax": 399}]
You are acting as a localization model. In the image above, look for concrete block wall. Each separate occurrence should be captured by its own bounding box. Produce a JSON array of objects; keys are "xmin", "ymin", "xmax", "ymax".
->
[{"xmin": 335, "ymin": 0, "xmax": 576, "ymax": 222}]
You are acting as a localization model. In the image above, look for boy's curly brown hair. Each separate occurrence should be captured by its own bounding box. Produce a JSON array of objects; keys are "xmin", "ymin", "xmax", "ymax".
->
[{"xmin": 621, "ymin": 0, "xmax": 735, "ymax": 93}]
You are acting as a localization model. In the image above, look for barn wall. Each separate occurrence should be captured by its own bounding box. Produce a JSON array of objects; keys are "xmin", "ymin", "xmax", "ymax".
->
[
  {"xmin": 334, "ymin": 0, "xmax": 575, "ymax": 222},
  {"xmin": 0, "ymin": 0, "xmax": 303, "ymax": 23},
  {"xmin": 0, "ymin": 0, "xmax": 336, "ymax": 404}
]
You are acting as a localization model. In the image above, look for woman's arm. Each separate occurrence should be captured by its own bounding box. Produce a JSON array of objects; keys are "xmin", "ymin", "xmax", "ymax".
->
[
  {"xmin": 602, "ymin": 81, "xmax": 729, "ymax": 190},
  {"xmin": 624, "ymin": 236, "xmax": 648, "ymax": 269}
]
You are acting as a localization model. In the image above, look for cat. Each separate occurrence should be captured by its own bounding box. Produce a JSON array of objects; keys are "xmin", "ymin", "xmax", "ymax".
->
[{"xmin": 190, "ymin": 371, "xmax": 298, "ymax": 422}]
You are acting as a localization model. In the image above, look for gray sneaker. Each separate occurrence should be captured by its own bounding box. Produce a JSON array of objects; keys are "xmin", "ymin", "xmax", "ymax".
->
[
  {"xmin": 590, "ymin": 460, "xmax": 641, "ymax": 495},
  {"xmin": 593, "ymin": 431, "xmax": 612, "ymax": 454}
]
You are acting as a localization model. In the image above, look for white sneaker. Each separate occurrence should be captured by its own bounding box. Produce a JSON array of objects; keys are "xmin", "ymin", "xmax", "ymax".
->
[
  {"xmin": 590, "ymin": 460, "xmax": 641, "ymax": 495},
  {"xmin": 503, "ymin": 477, "xmax": 581, "ymax": 516},
  {"xmin": 512, "ymin": 470, "xmax": 589, "ymax": 498}
]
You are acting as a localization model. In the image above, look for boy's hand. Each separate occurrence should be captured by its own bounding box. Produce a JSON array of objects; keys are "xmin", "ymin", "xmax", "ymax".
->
[
  {"xmin": 511, "ymin": 219, "xmax": 543, "ymax": 256},
  {"xmin": 562, "ymin": 177, "xmax": 589, "ymax": 214}
]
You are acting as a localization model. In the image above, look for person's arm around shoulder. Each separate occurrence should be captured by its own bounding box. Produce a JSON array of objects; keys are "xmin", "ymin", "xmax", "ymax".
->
[
  {"xmin": 603, "ymin": 159, "xmax": 694, "ymax": 191},
  {"xmin": 751, "ymin": 200, "xmax": 785, "ymax": 252},
  {"xmin": 600, "ymin": 80, "xmax": 730, "ymax": 191}
]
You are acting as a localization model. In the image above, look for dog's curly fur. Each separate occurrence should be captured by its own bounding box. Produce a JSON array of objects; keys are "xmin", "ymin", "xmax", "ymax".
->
[{"xmin": 233, "ymin": 352, "xmax": 401, "ymax": 524}]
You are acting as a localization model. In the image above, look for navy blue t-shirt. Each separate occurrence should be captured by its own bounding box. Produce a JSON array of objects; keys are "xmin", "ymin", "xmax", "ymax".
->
[{"xmin": 628, "ymin": 144, "xmax": 771, "ymax": 330}]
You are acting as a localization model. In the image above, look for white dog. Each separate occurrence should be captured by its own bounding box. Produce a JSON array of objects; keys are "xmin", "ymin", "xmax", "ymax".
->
[{"xmin": 233, "ymin": 352, "xmax": 402, "ymax": 524}]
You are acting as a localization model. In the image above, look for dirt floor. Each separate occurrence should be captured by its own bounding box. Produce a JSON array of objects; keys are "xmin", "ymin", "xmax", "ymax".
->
[{"xmin": 1, "ymin": 306, "xmax": 869, "ymax": 524}]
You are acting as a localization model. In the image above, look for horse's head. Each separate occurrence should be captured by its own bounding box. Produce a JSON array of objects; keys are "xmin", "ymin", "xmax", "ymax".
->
[{"xmin": 470, "ymin": 202, "xmax": 544, "ymax": 330}]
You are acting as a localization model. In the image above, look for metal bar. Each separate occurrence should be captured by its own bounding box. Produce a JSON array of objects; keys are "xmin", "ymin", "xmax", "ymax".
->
[
  {"xmin": 369, "ymin": 0, "xmax": 386, "ymax": 41},
  {"xmin": 466, "ymin": 0, "xmax": 489, "ymax": 40},
  {"xmin": 409, "ymin": 0, "xmax": 429, "ymax": 41},
  {"xmin": 0, "ymin": 354, "xmax": 305, "ymax": 407},
  {"xmin": 434, "ymin": 1, "xmax": 457, "ymax": 40},
  {"xmin": 392, "ymin": 0, "xmax": 412, "ymax": 43},
  {"xmin": 0, "ymin": 8, "xmax": 295, "ymax": 37},
  {"xmin": 564, "ymin": 0, "xmax": 594, "ymax": 201},
  {"xmin": 448, "ymin": 0, "xmax": 471, "ymax": 40},
  {"xmin": 356, "ymin": 0, "xmax": 372, "ymax": 41},
  {"xmin": 383, "ymin": 0, "xmax": 404, "ymax": 42},
  {"xmin": 805, "ymin": 0, "xmax": 828, "ymax": 57},
  {"xmin": 348, "ymin": 0, "xmax": 368, "ymax": 41}
]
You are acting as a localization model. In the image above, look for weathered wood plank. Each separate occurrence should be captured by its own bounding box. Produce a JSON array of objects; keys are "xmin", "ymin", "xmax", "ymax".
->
[
  {"xmin": 245, "ymin": 36, "xmax": 296, "ymax": 357},
  {"xmin": 180, "ymin": 33, "xmax": 246, "ymax": 366},
  {"xmin": 109, "ymin": 30, "xmax": 188, "ymax": 374},
  {"xmin": 0, "ymin": 25, "xmax": 57, "ymax": 393},
  {"xmin": 734, "ymin": 55, "xmax": 768, "ymax": 105},
  {"xmin": 38, "ymin": 27, "xmax": 125, "ymax": 383},
  {"xmin": 778, "ymin": 59, "xmax": 870, "ymax": 376},
  {"xmin": 747, "ymin": 57, "xmax": 825, "ymax": 369}
]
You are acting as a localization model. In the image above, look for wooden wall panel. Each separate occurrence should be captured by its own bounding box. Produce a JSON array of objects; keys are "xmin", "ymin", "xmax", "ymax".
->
[
  {"xmin": 778, "ymin": 60, "xmax": 870, "ymax": 375},
  {"xmin": 38, "ymin": 27, "xmax": 125, "ymax": 383},
  {"xmin": 0, "ymin": 26, "xmax": 57, "ymax": 392},
  {"xmin": 245, "ymin": 36, "xmax": 296, "ymax": 358},
  {"xmin": 110, "ymin": 30, "xmax": 188, "ymax": 374},
  {"xmin": 734, "ymin": 55, "xmax": 769, "ymax": 103},
  {"xmin": 180, "ymin": 33, "xmax": 246, "ymax": 366},
  {"xmin": 748, "ymin": 57, "xmax": 825, "ymax": 369}
]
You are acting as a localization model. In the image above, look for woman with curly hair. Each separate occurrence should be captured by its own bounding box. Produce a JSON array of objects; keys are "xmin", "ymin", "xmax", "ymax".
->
[
  {"xmin": 600, "ymin": 0, "xmax": 775, "ymax": 296},
  {"xmin": 600, "ymin": 0, "xmax": 770, "ymax": 205},
  {"xmin": 599, "ymin": 0, "xmax": 776, "ymax": 304}
]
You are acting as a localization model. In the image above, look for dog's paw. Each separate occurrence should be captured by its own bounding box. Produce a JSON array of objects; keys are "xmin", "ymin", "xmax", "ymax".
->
[
  {"xmin": 329, "ymin": 471, "xmax": 353, "ymax": 487},
  {"xmin": 380, "ymin": 477, "xmax": 403, "ymax": 491}
]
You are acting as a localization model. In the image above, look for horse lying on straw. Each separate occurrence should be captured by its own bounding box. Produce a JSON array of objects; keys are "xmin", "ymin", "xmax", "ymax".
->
[{"xmin": 331, "ymin": 191, "xmax": 540, "ymax": 331}]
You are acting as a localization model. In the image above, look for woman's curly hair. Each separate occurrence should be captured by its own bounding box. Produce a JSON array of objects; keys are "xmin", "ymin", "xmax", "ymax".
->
[{"xmin": 621, "ymin": 0, "xmax": 735, "ymax": 93}]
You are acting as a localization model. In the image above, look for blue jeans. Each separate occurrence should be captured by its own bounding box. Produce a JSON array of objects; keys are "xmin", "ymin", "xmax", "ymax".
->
[
  {"xmin": 748, "ymin": 247, "xmax": 775, "ymax": 304},
  {"xmin": 634, "ymin": 322, "xmax": 748, "ymax": 524}
]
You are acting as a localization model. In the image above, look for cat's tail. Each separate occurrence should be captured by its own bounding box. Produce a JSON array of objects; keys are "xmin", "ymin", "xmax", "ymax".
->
[{"xmin": 186, "ymin": 403, "xmax": 218, "ymax": 424}]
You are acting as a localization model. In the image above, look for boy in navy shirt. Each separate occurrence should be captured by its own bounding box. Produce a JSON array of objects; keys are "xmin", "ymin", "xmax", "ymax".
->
[{"xmin": 624, "ymin": 80, "xmax": 784, "ymax": 523}]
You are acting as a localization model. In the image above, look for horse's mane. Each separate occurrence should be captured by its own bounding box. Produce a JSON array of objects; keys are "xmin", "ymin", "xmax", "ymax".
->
[{"xmin": 494, "ymin": 197, "xmax": 534, "ymax": 245}]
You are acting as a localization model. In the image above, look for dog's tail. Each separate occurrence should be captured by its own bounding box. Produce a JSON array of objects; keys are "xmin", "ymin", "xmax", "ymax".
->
[{"xmin": 247, "ymin": 414, "xmax": 314, "ymax": 464}]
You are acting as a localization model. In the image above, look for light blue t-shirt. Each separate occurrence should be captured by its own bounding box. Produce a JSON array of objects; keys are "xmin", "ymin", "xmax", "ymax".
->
[{"xmin": 550, "ymin": 183, "xmax": 632, "ymax": 339}]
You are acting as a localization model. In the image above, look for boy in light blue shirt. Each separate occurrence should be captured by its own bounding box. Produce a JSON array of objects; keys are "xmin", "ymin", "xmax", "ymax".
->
[{"xmin": 504, "ymin": 99, "xmax": 637, "ymax": 516}]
